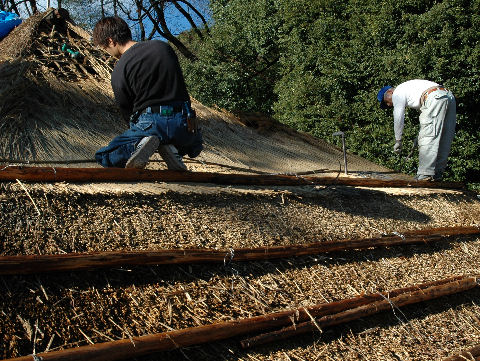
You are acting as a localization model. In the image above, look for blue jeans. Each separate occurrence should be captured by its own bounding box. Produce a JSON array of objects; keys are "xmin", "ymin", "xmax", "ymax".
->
[{"xmin": 95, "ymin": 108, "xmax": 203, "ymax": 168}]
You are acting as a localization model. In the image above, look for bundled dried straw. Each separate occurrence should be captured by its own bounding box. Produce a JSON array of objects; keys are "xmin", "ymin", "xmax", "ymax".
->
[{"xmin": 0, "ymin": 9, "xmax": 124, "ymax": 164}]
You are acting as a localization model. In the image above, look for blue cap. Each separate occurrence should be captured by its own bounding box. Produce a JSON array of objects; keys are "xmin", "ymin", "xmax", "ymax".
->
[{"xmin": 377, "ymin": 85, "xmax": 392, "ymax": 109}]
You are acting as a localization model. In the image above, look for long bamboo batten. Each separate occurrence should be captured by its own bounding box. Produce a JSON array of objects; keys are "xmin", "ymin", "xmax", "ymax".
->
[
  {"xmin": 0, "ymin": 166, "xmax": 465, "ymax": 188},
  {"xmin": 443, "ymin": 344, "xmax": 480, "ymax": 361},
  {"xmin": 1, "ymin": 226, "xmax": 478, "ymax": 275},
  {"xmin": 5, "ymin": 276, "xmax": 477, "ymax": 361},
  {"xmin": 240, "ymin": 277, "xmax": 479, "ymax": 348}
]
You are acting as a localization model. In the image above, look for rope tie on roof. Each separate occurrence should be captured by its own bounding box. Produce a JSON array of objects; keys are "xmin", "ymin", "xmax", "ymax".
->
[
  {"xmin": 223, "ymin": 248, "xmax": 235, "ymax": 267},
  {"xmin": 392, "ymin": 231, "xmax": 406, "ymax": 240}
]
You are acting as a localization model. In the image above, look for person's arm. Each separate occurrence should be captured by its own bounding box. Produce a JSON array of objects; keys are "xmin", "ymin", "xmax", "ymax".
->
[
  {"xmin": 111, "ymin": 69, "xmax": 134, "ymax": 125},
  {"xmin": 391, "ymin": 94, "xmax": 406, "ymax": 154},
  {"xmin": 392, "ymin": 95, "xmax": 406, "ymax": 141}
]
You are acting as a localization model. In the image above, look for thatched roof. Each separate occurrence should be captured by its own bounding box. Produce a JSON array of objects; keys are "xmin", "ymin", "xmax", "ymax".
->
[
  {"xmin": 0, "ymin": 9, "xmax": 124, "ymax": 163},
  {"xmin": 0, "ymin": 10, "xmax": 479, "ymax": 361},
  {"xmin": 0, "ymin": 9, "xmax": 398, "ymax": 178}
]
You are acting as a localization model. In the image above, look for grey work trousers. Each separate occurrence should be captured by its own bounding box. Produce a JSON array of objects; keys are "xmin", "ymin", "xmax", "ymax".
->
[{"xmin": 417, "ymin": 89, "xmax": 456, "ymax": 178}]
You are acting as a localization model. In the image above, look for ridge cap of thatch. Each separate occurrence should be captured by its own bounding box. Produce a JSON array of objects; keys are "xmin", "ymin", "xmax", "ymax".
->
[
  {"xmin": 0, "ymin": 9, "xmax": 124, "ymax": 163},
  {"xmin": 0, "ymin": 7, "xmax": 114, "ymax": 82},
  {"xmin": 0, "ymin": 11, "xmax": 43, "ymax": 59},
  {"xmin": 0, "ymin": 8, "xmax": 93, "ymax": 61}
]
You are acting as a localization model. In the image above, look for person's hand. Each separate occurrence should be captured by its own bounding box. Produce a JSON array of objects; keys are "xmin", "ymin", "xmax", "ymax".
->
[{"xmin": 393, "ymin": 140, "xmax": 402, "ymax": 154}]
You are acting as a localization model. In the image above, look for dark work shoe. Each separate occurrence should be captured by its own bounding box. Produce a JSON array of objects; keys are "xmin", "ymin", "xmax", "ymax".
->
[
  {"xmin": 158, "ymin": 144, "xmax": 188, "ymax": 171},
  {"xmin": 125, "ymin": 136, "xmax": 160, "ymax": 169},
  {"xmin": 434, "ymin": 173, "xmax": 443, "ymax": 182},
  {"xmin": 415, "ymin": 174, "xmax": 435, "ymax": 181}
]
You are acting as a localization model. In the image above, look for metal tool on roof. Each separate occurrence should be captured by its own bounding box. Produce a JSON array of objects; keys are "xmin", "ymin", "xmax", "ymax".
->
[
  {"xmin": 61, "ymin": 43, "xmax": 80, "ymax": 58},
  {"xmin": 394, "ymin": 137, "xmax": 418, "ymax": 172},
  {"xmin": 405, "ymin": 137, "xmax": 418, "ymax": 161},
  {"xmin": 333, "ymin": 131, "xmax": 348, "ymax": 175}
]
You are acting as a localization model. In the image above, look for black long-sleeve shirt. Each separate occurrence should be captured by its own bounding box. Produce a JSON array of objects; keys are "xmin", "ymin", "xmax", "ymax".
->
[{"xmin": 111, "ymin": 40, "xmax": 190, "ymax": 121}]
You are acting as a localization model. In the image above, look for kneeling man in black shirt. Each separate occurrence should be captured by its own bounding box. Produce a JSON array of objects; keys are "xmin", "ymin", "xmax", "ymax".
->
[{"xmin": 92, "ymin": 16, "xmax": 202, "ymax": 170}]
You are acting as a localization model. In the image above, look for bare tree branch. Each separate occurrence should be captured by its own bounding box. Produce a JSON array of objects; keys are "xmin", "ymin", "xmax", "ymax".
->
[
  {"xmin": 117, "ymin": 0, "xmax": 152, "ymax": 42},
  {"xmin": 176, "ymin": 0, "xmax": 209, "ymax": 33},
  {"xmin": 147, "ymin": 27, "xmax": 155, "ymax": 39},
  {"xmin": 144, "ymin": 0, "xmax": 197, "ymax": 60},
  {"xmin": 171, "ymin": 0, "xmax": 203, "ymax": 39},
  {"xmin": 135, "ymin": 0, "xmax": 146, "ymax": 40},
  {"xmin": 117, "ymin": 1, "xmax": 137, "ymax": 20},
  {"xmin": 6, "ymin": 1, "xmax": 19, "ymax": 14},
  {"xmin": 28, "ymin": 0, "xmax": 36, "ymax": 13},
  {"xmin": 139, "ymin": 1, "xmax": 166, "ymax": 37},
  {"xmin": 101, "ymin": 0, "xmax": 203, "ymax": 60},
  {"xmin": 6, "ymin": 0, "xmax": 27, "ymax": 15}
]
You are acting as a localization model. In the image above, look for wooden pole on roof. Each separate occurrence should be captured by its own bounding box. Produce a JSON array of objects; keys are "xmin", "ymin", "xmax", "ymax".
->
[
  {"xmin": 443, "ymin": 345, "xmax": 480, "ymax": 361},
  {"xmin": 240, "ymin": 276, "xmax": 479, "ymax": 348},
  {"xmin": 0, "ymin": 226, "xmax": 478, "ymax": 275},
  {"xmin": 5, "ymin": 276, "xmax": 477, "ymax": 361},
  {"xmin": 0, "ymin": 166, "xmax": 465, "ymax": 189}
]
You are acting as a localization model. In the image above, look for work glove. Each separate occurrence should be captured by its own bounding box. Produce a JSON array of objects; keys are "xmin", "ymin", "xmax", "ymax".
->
[{"xmin": 393, "ymin": 140, "xmax": 402, "ymax": 154}]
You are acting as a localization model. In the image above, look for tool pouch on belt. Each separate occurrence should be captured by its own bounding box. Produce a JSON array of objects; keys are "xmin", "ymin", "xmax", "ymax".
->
[
  {"xmin": 185, "ymin": 107, "xmax": 198, "ymax": 133},
  {"xmin": 129, "ymin": 111, "xmax": 141, "ymax": 125}
]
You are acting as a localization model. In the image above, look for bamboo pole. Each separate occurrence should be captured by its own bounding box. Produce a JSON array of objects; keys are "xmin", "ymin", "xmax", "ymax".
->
[
  {"xmin": 5, "ymin": 276, "xmax": 476, "ymax": 361},
  {"xmin": 240, "ymin": 277, "xmax": 479, "ymax": 348},
  {"xmin": 443, "ymin": 345, "xmax": 480, "ymax": 361},
  {"xmin": 1, "ymin": 226, "xmax": 478, "ymax": 275},
  {"xmin": 0, "ymin": 165, "xmax": 464, "ymax": 189}
]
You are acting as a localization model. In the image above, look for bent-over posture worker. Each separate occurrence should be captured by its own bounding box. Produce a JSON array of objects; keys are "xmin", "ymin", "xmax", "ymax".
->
[
  {"xmin": 92, "ymin": 16, "xmax": 202, "ymax": 170},
  {"xmin": 377, "ymin": 79, "xmax": 456, "ymax": 181}
]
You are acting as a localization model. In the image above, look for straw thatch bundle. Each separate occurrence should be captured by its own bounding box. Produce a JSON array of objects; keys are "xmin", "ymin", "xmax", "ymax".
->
[
  {"xmin": 0, "ymin": 9, "xmax": 394, "ymax": 175},
  {"xmin": 0, "ymin": 9, "xmax": 124, "ymax": 163}
]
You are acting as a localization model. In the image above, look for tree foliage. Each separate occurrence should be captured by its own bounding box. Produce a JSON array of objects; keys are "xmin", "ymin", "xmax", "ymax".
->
[
  {"xmin": 178, "ymin": 0, "xmax": 281, "ymax": 113},
  {"xmin": 181, "ymin": 0, "xmax": 479, "ymax": 183},
  {"xmin": 276, "ymin": 0, "xmax": 479, "ymax": 182},
  {"xmin": 1, "ymin": 0, "xmax": 38, "ymax": 15},
  {"xmin": 6, "ymin": 0, "xmax": 476, "ymax": 183}
]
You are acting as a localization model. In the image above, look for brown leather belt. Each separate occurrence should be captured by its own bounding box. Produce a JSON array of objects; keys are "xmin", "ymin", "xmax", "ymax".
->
[{"xmin": 421, "ymin": 86, "xmax": 447, "ymax": 105}]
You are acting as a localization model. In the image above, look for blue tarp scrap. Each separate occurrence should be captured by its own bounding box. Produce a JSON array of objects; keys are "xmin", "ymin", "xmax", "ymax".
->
[{"xmin": 0, "ymin": 11, "xmax": 22, "ymax": 40}]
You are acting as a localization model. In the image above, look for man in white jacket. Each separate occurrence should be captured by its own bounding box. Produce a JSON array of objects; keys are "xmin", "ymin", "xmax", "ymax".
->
[{"xmin": 377, "ymin": 79, "xmax": 456, "ymax": 181}]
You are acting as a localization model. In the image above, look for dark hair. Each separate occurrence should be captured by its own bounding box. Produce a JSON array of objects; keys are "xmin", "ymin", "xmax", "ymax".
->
[{"xmin": 92, "ymin": 16, "xmax": 132, "ymax": 48}]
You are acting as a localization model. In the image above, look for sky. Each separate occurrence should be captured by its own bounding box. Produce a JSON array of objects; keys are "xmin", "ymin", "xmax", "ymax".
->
[{"xmin": 24, "ymin": 0, "xmax": 211, "ymax": 40}]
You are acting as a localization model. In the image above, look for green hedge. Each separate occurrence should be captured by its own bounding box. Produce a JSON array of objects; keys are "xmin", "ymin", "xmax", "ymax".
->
[
  {"xmin": 179, "ymin": 0, "xmax": 480, "ymax": 184},
  {"xmin": 179, "ymin": 0, "xmax": 281, "ymax": 114}
]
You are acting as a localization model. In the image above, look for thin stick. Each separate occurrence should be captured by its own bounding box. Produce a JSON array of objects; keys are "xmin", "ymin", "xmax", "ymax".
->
[
  {"xmin": 0, "ymin": 226, "xmax": 478, "ymax": 275},
  {"xmin": 15, "ymin": 179, "xmax": 41, "ymax": 216}
]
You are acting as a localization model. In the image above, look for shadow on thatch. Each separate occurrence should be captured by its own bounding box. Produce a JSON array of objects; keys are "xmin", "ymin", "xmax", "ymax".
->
[
  {"xmin": 0, "ymin": 9, "xmax": 124, "ymax": 162},
  {"xmin": 0, "ymin": 10, "xmax": 409, "ymax": 177}
]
